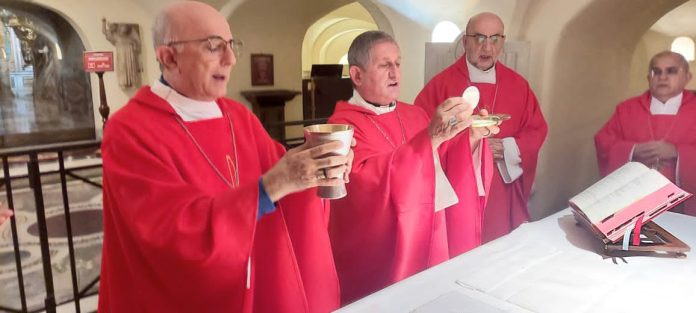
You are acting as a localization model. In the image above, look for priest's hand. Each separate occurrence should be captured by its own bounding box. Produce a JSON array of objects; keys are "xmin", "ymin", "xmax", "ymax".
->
[
  {"xmin": 469, "ymin": 108, "xmax": 500, "ymax": 151},
  {"xmin": 488, "ymin": 138, "xmax": 505, "ymax": 160},
  {"xmin": 632, "ymin": 141, "xmax": 658, "ymax": 168},
  {"xmin": 262, "ymin": 140, "xmax": 353, "ymax": 202},
  {"xmin": 633, "ymin": 141, "xmax": 660, "ymax": 161},
  {"xmin": 0, "ymin": 206, "xmax": 12, "ymax": 226},
  {"xmin": 653, "ymin": 140, "xmax": 678, "ymax": 160},
  {"xmin": 633, "ymin": 140, "xmax": 677, "ymax": 169},
  {"xmin": 429, "ymin": 97, "xmax": 474, "ymax": 149}
]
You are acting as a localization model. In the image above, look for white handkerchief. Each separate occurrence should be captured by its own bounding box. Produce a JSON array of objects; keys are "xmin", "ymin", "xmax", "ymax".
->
[
  {"xmin": 434, "ymin": 152, "xmax": 459, "ymax": 212},
  {"xmin": 496, "ymin": 137, "xmax": 523, "ymax": 184}
]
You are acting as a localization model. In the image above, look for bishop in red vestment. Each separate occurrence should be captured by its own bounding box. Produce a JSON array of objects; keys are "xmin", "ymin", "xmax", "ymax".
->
[
  {"xmin": 415, "ymin": 13, "xmax": 547, "ymax": 242},
  {"xmin": 328, "ymin": 31, "xmax": 497, "ymax": 304},
  {"xmin": 99, "ymin": 2, "xmax": 349, "ymax": 312},
  {"xmin": 595, "ymin": 51, "xmax": 696, "ymax": 215}
]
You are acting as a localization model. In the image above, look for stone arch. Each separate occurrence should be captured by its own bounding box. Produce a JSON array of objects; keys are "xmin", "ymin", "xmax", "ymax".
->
[
  {"xmin": 301, "ymin": 1, "xmax": 394, "ymax": 76},
  {"xmin": 528, "ymin": 0, "xmax": 687, "ymax": 217},
  {"xmin": 356, "ymin": 0, "xmax": 393, "ymax": 36}
]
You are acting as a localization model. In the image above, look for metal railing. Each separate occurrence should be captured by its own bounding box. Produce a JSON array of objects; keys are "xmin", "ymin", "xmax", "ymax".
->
[{"xmin": 0, "ymin": 139, "xmax": 102, "ymax": 313}]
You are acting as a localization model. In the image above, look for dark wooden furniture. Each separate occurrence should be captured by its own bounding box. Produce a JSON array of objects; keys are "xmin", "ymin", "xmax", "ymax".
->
[
  {"xmin": 301, "ymin": 77, "xmax": 352, "ymax": 120},
  {"xmin": 241, "ymin": 89, "xmax": 300, "ymax": 140}
]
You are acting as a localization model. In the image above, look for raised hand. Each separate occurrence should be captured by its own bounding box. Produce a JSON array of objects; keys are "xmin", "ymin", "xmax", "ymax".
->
[
  {"xmin": 429, "ymin": 97, "xmax": 474, "ymax": 149},
  {"xmin": 469, "ymin": 108, "xmax": 500, "ymax": 151},
  {"xmin": 262, "ymin": 140, "xmax": 354, "ymax": 202}
]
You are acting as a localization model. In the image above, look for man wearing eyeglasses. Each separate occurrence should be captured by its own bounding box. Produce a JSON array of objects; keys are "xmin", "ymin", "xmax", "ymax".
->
[
  {"xmin": 595, "ymin": 51, "xmax": 696, "ymax": 216},
  {"xmin": 415, "ymin": 12, "xmax": 548, "ymax": 243},
  {"xmin": 99, "ymin": 1, "xmax": 351, "ymax": 312}
]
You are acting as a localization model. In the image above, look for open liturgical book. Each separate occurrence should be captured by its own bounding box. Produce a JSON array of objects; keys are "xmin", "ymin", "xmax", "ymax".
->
[{"xmin": 570, "ymin": 162, "xmax": 692, "ymax": 243}]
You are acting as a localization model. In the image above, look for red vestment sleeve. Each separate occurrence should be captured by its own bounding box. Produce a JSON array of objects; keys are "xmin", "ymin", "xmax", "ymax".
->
[
  {"xmin": 595, "ymin": 105, "xmax": 638, "ymax": 176},
  {"xmin": 437, "ymin": 130, "xmax": 492, "ymax": 254},
  {"xmin": 244, "ymin": 106, "xmax": 340, "ymax": 313},
  {"xmin": 512, "ymin": 86, "xmax": 547, "ymax": 200},
  {"xmin": 677, "ymin": 143, "xmax": 696, "ymax": 215}
]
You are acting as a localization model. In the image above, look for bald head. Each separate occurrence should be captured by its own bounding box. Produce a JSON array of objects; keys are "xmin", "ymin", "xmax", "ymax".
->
[
  {"xmin": 152, "ymin": 1, "xmax": 230, "ymax": 47},
  {"xmin": 152, "ymin": 1, "xmax": 236, "ymax": 101},
  {"xmin": 465, "ymin": 12, "xmax": 504, "ymax": 36},
  {"xmin": 649, "ymin": 51, "xmax": 689, "ymax": 72}
]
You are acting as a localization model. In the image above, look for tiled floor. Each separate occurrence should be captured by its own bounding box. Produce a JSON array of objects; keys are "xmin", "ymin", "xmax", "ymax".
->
[
  {"xmin": 51, "ymin": 294, "xmax": 97, "ymax": 313},
  {"xmin": 0, "ymin": 178, "xmax": 102, "ymax": 313}
]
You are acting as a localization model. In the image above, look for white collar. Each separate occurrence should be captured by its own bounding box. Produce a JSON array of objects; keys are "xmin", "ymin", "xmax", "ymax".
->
[
  {"xmin": 649, "ymin": 93, "xmax": 682, "ymax": 116},
  {"xmin": 347, "ymin": 89, "xmax": 396, "ymax": 115},
  {"xmin": 151, "ymin": 79, "xmax": 222, "ymax": 121},
  {"xmin": 466, "ymin": 57, "xmax": 497, "ymax": 84}
]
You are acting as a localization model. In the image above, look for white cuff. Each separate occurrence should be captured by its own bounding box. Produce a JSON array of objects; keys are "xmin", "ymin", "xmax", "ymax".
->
[
  {"xmin": 434, "ymin": 152, "xmax": 459, "ymax": 211},
  {"xmin": 496, "ymin": 137, "xmax": 523, "ymax": 184},
  {"xmin": 676, "ymin": 152, "xmax": 681, "ymax": 186},
  {"xmin": 473, "ymin": 143, "xmax": 485, "ymax": 196}
]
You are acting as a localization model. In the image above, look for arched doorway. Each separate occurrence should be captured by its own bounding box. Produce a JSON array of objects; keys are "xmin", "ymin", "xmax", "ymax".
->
[
  {"xmin": 301, "ymin": 2, "xmax": 379, "ymax": 77},
  {"xmin": 292, "ymin": 1, "xmax": 393, "ymax": 139},
  {"xmin": 0, "ymin": 1, "xmax": 94, "ymax": 148}
]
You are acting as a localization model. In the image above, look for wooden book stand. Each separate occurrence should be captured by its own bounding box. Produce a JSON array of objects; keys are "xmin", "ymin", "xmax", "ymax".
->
[{"xmin": 602, "ymin": 221, "xmax": 690, "ymax": 258}]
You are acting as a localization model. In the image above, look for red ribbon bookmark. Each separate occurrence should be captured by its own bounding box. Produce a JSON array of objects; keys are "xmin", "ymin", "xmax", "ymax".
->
[{"xmin": 632, "ymin": 214, "xmax": 645, "ymax": 246}]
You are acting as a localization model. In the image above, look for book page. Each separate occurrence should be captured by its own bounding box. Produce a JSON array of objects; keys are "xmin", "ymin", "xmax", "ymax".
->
[
  {"xmin": 583, "ymin": 170, "xmax": 670, "ymax": 223},
  {"xmin": 569, "ymin": 162, "xmax": 648, "ymax": 211}
]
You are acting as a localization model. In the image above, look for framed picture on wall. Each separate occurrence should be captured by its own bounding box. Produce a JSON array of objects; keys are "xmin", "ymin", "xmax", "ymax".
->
[{"xmin": 251, "ymin": 54, "xmax": 274, "ymax": 86}]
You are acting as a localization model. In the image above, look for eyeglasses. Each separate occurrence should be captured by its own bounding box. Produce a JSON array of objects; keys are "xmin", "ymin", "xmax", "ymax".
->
[
  {"xmin": 649, "ymin": 66, "xmax": 683, "ymax": 78},
  {"xmin": 167, "ymin": 36, "xmax": 244, "ymax": 57},
  {"xmin": 465, "ymin": 33, "xmax": 505, "ymax": 45}
]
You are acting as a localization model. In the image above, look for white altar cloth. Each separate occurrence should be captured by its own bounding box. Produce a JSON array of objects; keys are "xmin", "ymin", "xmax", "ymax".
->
[{"xmin": 336, "ymin": 209, "xmax": 696, "ymax": 313}]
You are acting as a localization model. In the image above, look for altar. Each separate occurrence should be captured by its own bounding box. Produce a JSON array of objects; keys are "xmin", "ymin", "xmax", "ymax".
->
[{"xmin": 336, "ymin": 209, "xmax": 696, "ymax": 313}]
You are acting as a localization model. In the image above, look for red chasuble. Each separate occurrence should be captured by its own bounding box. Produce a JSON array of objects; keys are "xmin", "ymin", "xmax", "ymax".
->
[
  {"xmin": 595, "ymin": 90, "xmax": 696, "ymax": 216},
  {"xmin": 414, "ymin": 56, "xmax": 548, "ymax": 243},
  {"xmin": 99, "ymin": 87, "xmax": 339, "ymax": 313},
  {"xmin": 328, "ymin": 101, "xmax": 492, "ymax": 304}
]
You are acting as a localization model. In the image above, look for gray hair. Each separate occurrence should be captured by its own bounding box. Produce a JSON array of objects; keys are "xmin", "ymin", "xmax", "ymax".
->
[
  {"xmin": 152, "ymin": 10, "xmax": 172, "ymax": 48},
  {"xmin": 348, "ymin": 30, "xmax": 397, "ymax": 69}
]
